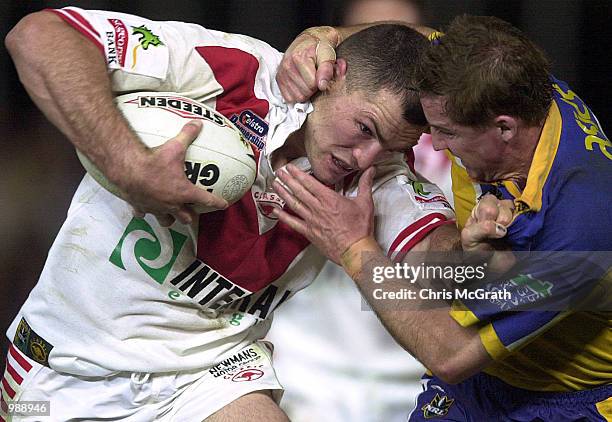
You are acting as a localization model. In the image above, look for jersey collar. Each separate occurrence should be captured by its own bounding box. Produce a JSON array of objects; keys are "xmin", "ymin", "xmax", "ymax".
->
[{"xmin": 505, "ymin": 101, "xmax": 562, "ymax": 214}]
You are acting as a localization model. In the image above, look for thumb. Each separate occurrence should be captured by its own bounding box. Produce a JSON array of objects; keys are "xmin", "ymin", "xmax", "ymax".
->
[
  {"xmin": 173, "ymin": 120, "xmax": 203, "ymax": 149},
  {"xmin": 315, "ymin": 41, "xmax": 336, "ymax": 91},
  {"xmin": 356, "ymin": 167, "xmax": 375, "ymax": 199}
]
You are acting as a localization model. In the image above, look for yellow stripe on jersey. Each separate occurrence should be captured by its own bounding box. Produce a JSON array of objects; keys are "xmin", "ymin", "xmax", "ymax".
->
[
  {"xmin": 480, "ymin": 324, "xmax": 511, "ymax": 360},
  {"xmin": 514, "ymin": 102, "xmax": 563, "ymax": 213},
  {"xmin": 596, "ymin": 397, "xmax": 612, "ymax": 421},
  {"xmin": 450, "ymin": 301, "xmax": 516, "ymax": 361},
  {"xmin": 449, "ymin": 300, "xmax": 480, "ymax": 326},
  {"xmin": 450, "ymin": 301, "xmax": 510, "ymax": 360},
  {"xmin": 449, "ymin": 153, "xmax": 478, "ymax": 230},
  {"xmin": 483, "ymin": 312, "xmax": 612, "ymax": 391}
]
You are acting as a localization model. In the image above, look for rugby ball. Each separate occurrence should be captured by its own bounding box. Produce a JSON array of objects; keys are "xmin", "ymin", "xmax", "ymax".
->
[{"xmin": 77, "ymin": 92, "xmax": 257, "ymax": 213}]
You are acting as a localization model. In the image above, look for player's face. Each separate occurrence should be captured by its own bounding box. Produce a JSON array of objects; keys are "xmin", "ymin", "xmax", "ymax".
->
[
  {"xmin": 304, "ymin": 87, "xmax": 426, "ymax": 185},
  {"xmin": 421, "ymin": 95, "xmax": 509, "ymax": 183}
]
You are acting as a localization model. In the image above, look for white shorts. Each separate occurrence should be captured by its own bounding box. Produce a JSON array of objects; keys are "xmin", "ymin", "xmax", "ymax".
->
[{"xmin": 0, "ymin": 341, "xmax": 283, "ymax": 421}]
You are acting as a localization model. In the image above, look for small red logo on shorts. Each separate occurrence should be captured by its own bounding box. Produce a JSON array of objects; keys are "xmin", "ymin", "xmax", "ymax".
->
[{"xmin": 232, "ymin": 369, "xmax": 264, "ymax": 382}]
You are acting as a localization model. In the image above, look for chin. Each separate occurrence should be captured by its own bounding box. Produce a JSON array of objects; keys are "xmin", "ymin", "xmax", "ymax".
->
[
  {"xmin": 311, "ymin": 165, "xmax": 335, "ymax": 185},
  {"xmin": 315, "ymin": 173, "xmax": 337, "ymax": 185},
  {"xmin": 466, "ymin": 168, "xmax": 489, "ymax": 183}
]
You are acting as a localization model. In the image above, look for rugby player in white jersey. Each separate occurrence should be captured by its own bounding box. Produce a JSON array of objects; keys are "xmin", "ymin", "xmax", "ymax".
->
[{"xmin": 3, "ymin": 8, "xmax": 456, "ymax": 421}]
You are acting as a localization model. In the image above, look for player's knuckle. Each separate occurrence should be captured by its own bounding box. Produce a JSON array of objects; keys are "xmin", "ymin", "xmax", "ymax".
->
[
  {"xmin": 482, "ymin": 220, "xmax": 498, "ymax": 234},
  {"xmin": 479, "ymin": 203, "xmax": 498, "ymax": 219}
]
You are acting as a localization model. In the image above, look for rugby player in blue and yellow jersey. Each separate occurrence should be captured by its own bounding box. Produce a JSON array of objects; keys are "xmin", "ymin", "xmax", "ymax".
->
[{"xmin": 274, "ymin": 14, "xmax": 611, "ymax": 421}]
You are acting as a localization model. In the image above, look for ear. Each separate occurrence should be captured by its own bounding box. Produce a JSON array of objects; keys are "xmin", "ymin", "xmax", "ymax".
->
[
  {"xmin": 333, "ymin": 58, "xmax": 348, "ymax": 82},
  {"xmin": 494, "ymin": 115, "xmax": 518, "ymax": 143}
]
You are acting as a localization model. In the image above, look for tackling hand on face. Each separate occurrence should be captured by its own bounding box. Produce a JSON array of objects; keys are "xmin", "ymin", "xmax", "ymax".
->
[{"xmin": 271, "ymin": 164, "xmax": 376, "ymax": 264}]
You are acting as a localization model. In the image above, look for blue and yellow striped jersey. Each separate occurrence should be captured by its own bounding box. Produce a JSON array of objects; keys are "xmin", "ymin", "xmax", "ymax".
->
[{"xmin": 450, "ymin": 77, "xmax": 611, "ymax": 391}]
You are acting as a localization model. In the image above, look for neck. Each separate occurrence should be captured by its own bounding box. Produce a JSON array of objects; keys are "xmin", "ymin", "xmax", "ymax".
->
[
  {"xmin": 270, "ymin": 124, "xmax": 307, "ymax": 171},
  {"xmin": 508, "ymin": 121, "xmax": 545, "ymax": 190}
]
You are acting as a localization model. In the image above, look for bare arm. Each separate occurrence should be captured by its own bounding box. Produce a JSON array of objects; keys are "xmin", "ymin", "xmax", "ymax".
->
[
  {"xmin": 277, "ymin": 22, "xmax": 437, "ymax": 103},
  {"xmin": 5, "ymin": 11, "xmax": 226, "ymax": 224},
  {"xmin": 272, "ymin": 164, "xmax": 492, "ymax": 384},
  {"xmin": 340, "ymin": 227, "xmax": 492, "ymax": 384}
]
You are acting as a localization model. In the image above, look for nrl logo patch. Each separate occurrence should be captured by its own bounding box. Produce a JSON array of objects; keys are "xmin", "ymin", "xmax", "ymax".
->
[{"xmin": 421, "ymin": 393, "xmax": 455, "ymax": 418}]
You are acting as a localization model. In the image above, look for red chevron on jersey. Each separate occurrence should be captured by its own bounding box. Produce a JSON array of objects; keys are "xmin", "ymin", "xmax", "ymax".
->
[
  {"xmin": 387, "ymin": 213, "xmax": 452, "ymax": 262},
  {"xmin": 195, "ymin": 46, "xmax": 309, "ymax": 293}
]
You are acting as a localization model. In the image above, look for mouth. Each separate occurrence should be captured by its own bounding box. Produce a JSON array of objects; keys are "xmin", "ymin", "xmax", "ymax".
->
[{"xmin": 331, "ymin": 155, "xmax": 355, "ymax": 173}]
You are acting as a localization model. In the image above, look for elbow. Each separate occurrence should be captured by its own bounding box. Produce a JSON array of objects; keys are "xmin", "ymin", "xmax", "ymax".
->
[
  {"xmin": 6, "ymin": 11, "xmax": 60, "ymax": 57},
  {"xmin": 426, "ymin": 350, "xmax": 487, "ymax": 385},
  {"xmin": 429, "ymin": 361, "xmax": 472, "ymax": 385}
]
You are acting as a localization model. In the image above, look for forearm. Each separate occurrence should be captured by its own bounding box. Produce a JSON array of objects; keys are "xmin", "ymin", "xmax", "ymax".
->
[
  {"xmin": 5, "ymin": 11, "xmax": 146, "ymax": 187},
  {"xmin": 342, "ymin": 230, "xmax": 491, "ymax": 384},
  {"xmin": 302, "ymin": 22, "xmax": 437, "ymax": 48}
]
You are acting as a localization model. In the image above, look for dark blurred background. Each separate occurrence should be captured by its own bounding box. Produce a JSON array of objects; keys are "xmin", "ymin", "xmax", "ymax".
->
[{"xmin": 1, "ymin": 0, "xmax": 611, "ymax": 370}]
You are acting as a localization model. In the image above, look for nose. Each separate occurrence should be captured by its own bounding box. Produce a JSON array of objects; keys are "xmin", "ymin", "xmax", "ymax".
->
[{"xmin": 353, "ymin": 141, "xmax": 384, "ymax": 170}]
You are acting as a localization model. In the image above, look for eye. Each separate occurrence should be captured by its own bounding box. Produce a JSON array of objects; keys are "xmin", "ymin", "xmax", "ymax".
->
[
  {"xmin": 435, "ymin": 127, "xmax": 454, "ymax": 138},
  {"xmin": 358, "ymin": 122, "xmax": 373, "ymax": 136}
]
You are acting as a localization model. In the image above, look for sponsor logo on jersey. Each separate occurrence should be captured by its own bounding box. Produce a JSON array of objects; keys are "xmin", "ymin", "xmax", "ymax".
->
[
  {"xmin": 487, "ymin": 274, "xmax": 553, "ymax": 311},
  {"xmin": 13, "ymin": 318, "xmax": 54, "ymax": 367},
  {"xmin": 106, "ymin": 19, "xmax": 128, "ymax": 66},
  {"xmin": 230, "ymin": 110, "xmax": 268, "ymax": 151},
  {"xmin": 410, "ymin": 181, "xmax": 452, "ymax": 209},
  {"xmin": 253, "ymin": 190, "xmax": 285, "ymax": 220},
  {"xmin": 132, "ymin": 25, "xmax": 163, "ymax": 49},
  {"xmin": 130, "ymin": 25, "xmax": 164, "ymax": 69},
  {"xmin": 169, "ymin": 259, "xmax": 293, "ymax": 318},
  {"xmin": 125, "ymin": 95, "xmax": 227, "ymax": 126},
  {"xmin": 110, "ymin": 219, "xmax": 292, "ymax": 316},
  {"xmin": 229, "ymin": 312, "xmax": 244, "ymax": 326},
  {"xmin": 421, "ymin": 393, "xmax": 455, "ymax": 418},
  {"xmin": 168, "ymin": 259, "xmax": 249, "ymax": 309},
  {"xmin": 410, "ymin": 180, "xmax": 431, "ymax": 196},
  {"xmin": 109, "ymin": 217, "xmax": 187, "ymax": 285},
  {"xmin": 226, "ymin": 282, "xmax": 293, "ymax": 320},
  {"xmin": 232, "ymin": 368, "xmax": 264, "ymax": 382}
]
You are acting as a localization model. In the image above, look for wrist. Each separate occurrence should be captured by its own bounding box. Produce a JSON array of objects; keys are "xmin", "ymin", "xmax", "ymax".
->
[
  {"xmin": 340, "ymin": 236, "xmax": 381, "ymax": 280},
  {"xmin": 103, "ymin": 131, "xmax": 149, "ymax": 189}
]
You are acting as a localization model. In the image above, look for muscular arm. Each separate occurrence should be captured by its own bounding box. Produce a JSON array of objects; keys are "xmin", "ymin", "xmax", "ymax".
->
[
  {"xmin": 5, "ymin": 11, "xmax": 142, "ymax": 177},
  {"xmin": 342, "ymin": 227, "xmax": 492, "ymax": 384},
  {"xmin": 5, "ymin": 11, "xmax": 226, "ymax": 224},
  {"xmin": 272, "ymin": 165, "xmax": 492, "ymax": 384}
]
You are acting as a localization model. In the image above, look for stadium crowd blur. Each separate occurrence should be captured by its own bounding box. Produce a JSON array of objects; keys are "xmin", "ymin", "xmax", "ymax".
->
[{"xmin": 1, "ymin": 0, "xmax": 610, "ymax": 419}]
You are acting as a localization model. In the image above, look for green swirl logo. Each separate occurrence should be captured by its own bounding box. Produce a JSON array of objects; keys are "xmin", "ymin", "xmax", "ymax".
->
[{"xmin": 109, "ymin": 217, "xmax": 187, "ymax": 284}]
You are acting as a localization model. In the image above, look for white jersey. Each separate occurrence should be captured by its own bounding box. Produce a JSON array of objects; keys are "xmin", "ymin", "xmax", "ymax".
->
[{"xmin": 8, "ymin": 7, "xmax": 455, "ymax": 376}]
